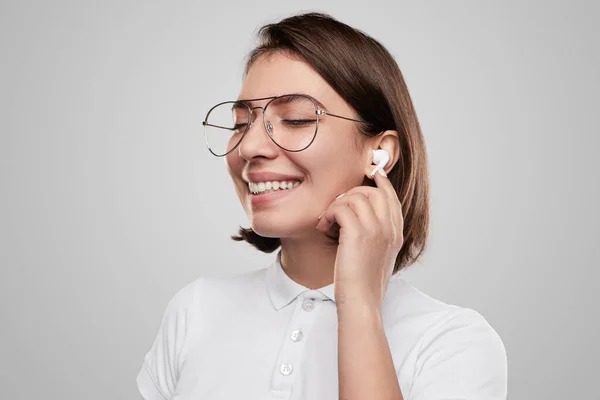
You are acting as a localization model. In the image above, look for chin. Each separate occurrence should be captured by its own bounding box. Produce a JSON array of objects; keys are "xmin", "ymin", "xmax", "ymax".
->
[
  {"xmin": 250, "ymin": 218, "xmax": 292, "ymax": 238},
  {"xmin": 249, "ymin": 216, "xmax": 313, "ymax": 238}
]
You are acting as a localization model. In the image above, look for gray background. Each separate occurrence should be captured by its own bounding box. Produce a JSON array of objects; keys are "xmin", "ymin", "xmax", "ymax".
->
[{"xmin": 1, "ymin": 1, "xmax": 598, "ymax": 399}]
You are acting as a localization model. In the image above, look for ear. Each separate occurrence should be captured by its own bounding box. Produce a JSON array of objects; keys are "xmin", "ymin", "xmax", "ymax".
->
[{"xmin": 364, "ymin": 130, "xmax": 400, "ymax": 179}]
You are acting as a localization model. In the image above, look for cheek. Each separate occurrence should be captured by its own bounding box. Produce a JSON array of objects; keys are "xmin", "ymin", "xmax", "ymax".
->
[
  {"xmin": 299, "ymin": 140, "xmax": 360, "ymax": 189},
  {"xmin": 224, "ymin": 152, "xmax": 242, "ymax": 176},
  {"xmin": 224, "ymin": 154, "xmax": 249, "ymax": 205},
  {"xmin": 307, "ymin": 129, "xmax": 362, "ymax": 173}
]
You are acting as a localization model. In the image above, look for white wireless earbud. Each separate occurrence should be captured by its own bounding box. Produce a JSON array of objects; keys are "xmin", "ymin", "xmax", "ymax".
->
[{"xmin": 370, "ymin": 149, "xmax": 390, "ymax": 178}]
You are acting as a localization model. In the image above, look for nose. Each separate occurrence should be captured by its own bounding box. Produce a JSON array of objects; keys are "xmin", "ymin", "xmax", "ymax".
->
[{"xmin": 237, "ymin": 106, "xmax": 277, "ymax": 160}]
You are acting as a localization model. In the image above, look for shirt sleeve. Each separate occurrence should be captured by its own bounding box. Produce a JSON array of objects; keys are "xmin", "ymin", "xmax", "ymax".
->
[
  {"xmin": 406, "ymin": 307, "xmax": 508, "ymax": 400},
  {"xmin": 136, "ymin": 282, "xmax": 196, "ymax": 400}
]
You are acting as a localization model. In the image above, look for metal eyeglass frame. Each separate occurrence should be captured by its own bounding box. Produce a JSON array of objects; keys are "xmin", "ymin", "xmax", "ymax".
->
[{"xmin": 201, "ymin": 93, "xmax": 367, "ymax": 157}]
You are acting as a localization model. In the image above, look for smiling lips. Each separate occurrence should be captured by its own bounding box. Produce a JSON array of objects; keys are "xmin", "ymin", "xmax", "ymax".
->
[{"xmin": 247, "ymin": 180, "xmax": 302, "ymax": 207}]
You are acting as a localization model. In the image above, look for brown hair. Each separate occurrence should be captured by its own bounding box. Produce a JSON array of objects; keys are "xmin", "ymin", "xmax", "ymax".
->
[{"xmin": 231, "ymin": 12, "xmax": 430, "ymax": 274}]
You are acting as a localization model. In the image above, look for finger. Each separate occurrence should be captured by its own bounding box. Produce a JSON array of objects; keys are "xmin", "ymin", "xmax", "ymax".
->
[
  {"xmin": 372, "ymin": 167, "xmax": 404, "ymax": 227},
  {"xmin": 316, "ymin": 201, "xmax": 361, "ymax": 235},
  {"xmin": 340, "ymin": 186, "xmax": 390, "ymax": 224},
  {"xmin": 372, "ymin": 166, "xmax": 396, "ymax": 200},
  {"xmin": 333, "ymin": 192, "xmax": 380, "ymax": 234}
]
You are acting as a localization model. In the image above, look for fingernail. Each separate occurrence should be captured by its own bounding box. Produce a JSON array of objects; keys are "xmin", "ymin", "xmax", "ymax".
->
[
  {"xmin": 318, "ymin": 210, "xmax": 325, "ymax": 219},
  {"xmin": 316, "ymin": 217, "xmax": 325, "ymax": 230},
  {"xmin": 378, "ymin": 168, "xmax": 387, "ymax": 177},
  {"xmin": 335, "ymin": 193, "xmax": 345, "ymax": 200}
]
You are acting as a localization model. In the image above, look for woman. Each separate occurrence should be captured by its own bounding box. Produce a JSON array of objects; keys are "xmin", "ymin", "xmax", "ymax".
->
[{"xmin": 137, "ymin": 12, "xmax": 507, "ymax": 400}]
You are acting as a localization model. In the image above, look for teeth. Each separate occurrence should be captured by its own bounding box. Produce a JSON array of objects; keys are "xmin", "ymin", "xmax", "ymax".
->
[{"xmin": 249, "ymin": 180, "xmax": 301, "ymax": 194}]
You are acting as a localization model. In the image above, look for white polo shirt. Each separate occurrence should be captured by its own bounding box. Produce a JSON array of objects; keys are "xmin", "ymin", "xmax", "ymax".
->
[{"xmin": 137, "ymin": 250, "xmax": 507, "ymax": 400}]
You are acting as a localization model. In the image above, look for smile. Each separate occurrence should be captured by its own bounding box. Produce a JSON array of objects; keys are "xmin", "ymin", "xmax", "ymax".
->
[
  {"xmin": 247, "ymin": 180, "xmax": 303, "ymax": 206},
  {"xmin": 248, "ymin": 180, "xmax": 301, "ymax": 195}
]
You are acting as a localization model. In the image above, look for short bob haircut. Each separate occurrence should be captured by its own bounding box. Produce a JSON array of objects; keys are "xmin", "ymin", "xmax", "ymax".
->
[{"xmin": 231, "ymin": 12, "xmax": 430, "ymax": 275}]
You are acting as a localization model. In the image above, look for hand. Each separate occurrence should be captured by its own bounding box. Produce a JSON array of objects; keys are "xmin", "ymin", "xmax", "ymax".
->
[{"xmin": 315, "ymin": 168, "xmax": 405, "ymax": 309}]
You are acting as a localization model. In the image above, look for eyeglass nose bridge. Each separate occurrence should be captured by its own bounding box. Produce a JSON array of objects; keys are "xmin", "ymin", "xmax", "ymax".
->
[{"xmin": 247, "ymin": 105, "xmax": 273, "ymax": 133}]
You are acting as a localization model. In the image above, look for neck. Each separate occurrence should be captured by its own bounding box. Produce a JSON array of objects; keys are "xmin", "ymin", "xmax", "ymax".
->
[{"xmin": 279, "ymin": 235, "xmax": 338, "ymax": 290}]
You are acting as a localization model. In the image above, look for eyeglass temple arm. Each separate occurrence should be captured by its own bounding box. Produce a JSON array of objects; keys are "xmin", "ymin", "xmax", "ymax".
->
[
  {"xmin": 316, "ymin": 109, "xmax": 364, "ymax": 123},
  {"xmin": 202, "ymin": 121, "xmax": 236, "ymax": 131}
]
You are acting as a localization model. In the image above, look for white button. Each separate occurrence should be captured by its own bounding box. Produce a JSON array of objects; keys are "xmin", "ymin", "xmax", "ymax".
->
[
  {"xmin": 280, "ymin": 362, "xmax": 293, "ymax": 375},
  {"xmin": 291, "ymin": 329, "xmax": 304, "ymax": 342},
  {"xmin": 302, "ymin": 298, "xmax": 315, "ymax": 311}
]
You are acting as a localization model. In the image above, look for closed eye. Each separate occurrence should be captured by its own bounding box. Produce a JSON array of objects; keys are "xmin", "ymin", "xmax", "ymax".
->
[{"xmin": 282, "ymin": 119, "xmax": 316, "ymax": 126}]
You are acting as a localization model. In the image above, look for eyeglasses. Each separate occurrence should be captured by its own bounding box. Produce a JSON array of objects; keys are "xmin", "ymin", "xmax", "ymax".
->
[{"xmin": 201, "ymin": 93, "xmax": 366, "ymax": 157}]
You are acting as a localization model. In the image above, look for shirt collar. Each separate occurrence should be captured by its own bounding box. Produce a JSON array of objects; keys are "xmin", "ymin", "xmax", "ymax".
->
[{"xmin": 265, "ymin": 249, "xmax": 336, "ymax": 310}]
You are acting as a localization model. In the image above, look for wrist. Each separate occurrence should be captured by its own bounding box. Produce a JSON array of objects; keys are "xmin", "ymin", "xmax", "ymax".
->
[{"xmin": 336, "ymin": 295, "xmax": 382, "ymax": 321}]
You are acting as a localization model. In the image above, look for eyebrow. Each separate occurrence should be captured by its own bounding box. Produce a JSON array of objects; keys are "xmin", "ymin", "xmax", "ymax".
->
[{"xmin": 234, "ymin": 93, "xmax": 329, "ymax": 111}]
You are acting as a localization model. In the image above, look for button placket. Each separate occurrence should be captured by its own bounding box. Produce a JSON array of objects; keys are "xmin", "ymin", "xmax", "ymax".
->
[{"xmin": 270, "ymin": 291, "xmax": 324, "ymax": 394}]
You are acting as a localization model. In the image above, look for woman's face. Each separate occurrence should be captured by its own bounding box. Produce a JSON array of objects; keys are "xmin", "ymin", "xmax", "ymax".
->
[{"xmin": 225, "ymin": 51, "xmax": 370, "ymax": 239}]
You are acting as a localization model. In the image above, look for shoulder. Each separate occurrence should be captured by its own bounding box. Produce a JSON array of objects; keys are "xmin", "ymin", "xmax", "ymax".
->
[
  {"xmin": 384, "ymin": 276, "xmax": 507, "ymax": 398},
  {"xmin": 417, "ymin": 304, "xmax": 506, "ymax": 362},
  {"xmin": 164, "ymin": 266, "xmax": 269, "ymax": 313},
  {"xmin": 383, "ymin": 274, "xmax": 504, "ymax": 340},
  {"xmin": 382, "ymin": 276, "xmax": 506, "ymax": 359}
]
